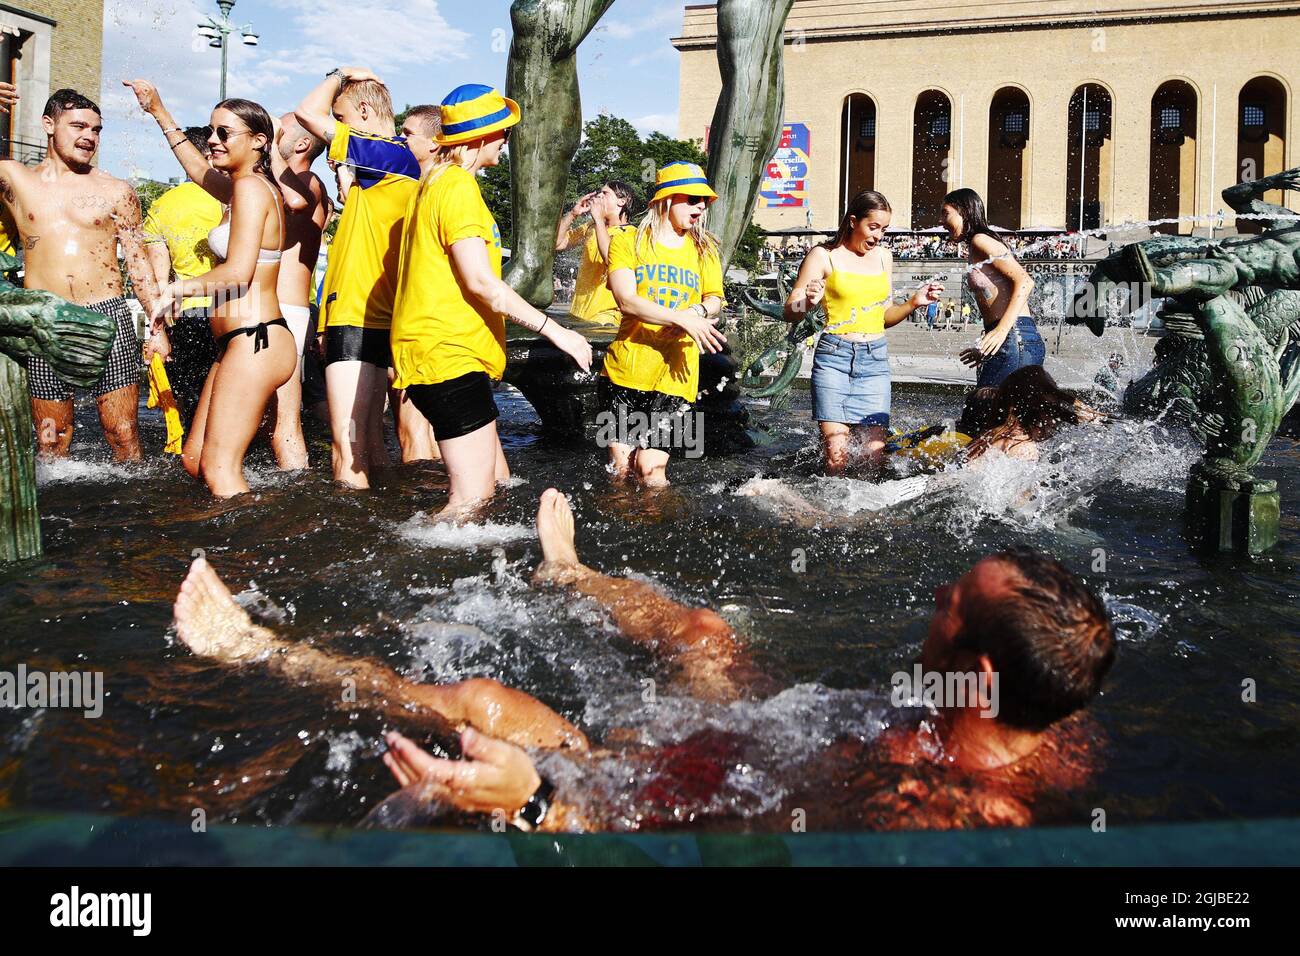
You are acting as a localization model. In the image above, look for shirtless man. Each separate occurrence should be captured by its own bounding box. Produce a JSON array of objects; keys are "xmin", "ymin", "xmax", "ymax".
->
[
  {"xmin": 0, "ymin": 89, "xmax": 161, "ymax": 459},
  {"xmin": 268, "ymin": 114, "xmax": 330, "ymax": 470},
  {"xmin": 172, "ymin": 490, "xmax": 1116, "ymax": 833}
]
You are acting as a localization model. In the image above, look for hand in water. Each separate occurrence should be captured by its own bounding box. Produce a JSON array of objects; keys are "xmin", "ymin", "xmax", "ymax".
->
[
  {"xmin": 383, "ymin": 728, "xmax": 541, "ymax": 820},
  {"xmin": 545, "ymin": 321, "xmax": 594, "ymax": 372},
  {"xmin": 675, "ymin": 309, "xmax": 728, "ymax": 354}
]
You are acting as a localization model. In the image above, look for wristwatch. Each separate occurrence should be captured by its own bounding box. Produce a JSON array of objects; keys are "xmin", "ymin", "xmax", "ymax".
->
[
  {"xmin": 326, "ymin": 68, "xmax": 345, "ymax": 93},
  {"xmin": 511, "ymin": 777, "xmax": 555, "ymax": 832}
]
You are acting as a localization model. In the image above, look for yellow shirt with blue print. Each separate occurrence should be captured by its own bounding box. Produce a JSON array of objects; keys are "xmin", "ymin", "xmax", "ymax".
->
[
  {"xmin": 601, "ymin": 229, "xmax": 724, "ymax": 402},
  {"xmin": 320, "ymin": 122, "xmax": 420, "ymax": 332},
  {"xmin": 391, "ymin": 164, "xmax": 506, "ymax": 387}
]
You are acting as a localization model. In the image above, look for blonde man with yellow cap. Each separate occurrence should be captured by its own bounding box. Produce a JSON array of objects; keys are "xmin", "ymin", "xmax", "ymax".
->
[
  {"xmin": 599, "ymin": 162, "xmax": 729, "ymax": 487},
  {"xmin": 293, "ymin": 66, "xmax": 421, "ymax": 489},
  {"xmin": 391, "ymin": 84, "xmax": 592, "ymax": 521}
]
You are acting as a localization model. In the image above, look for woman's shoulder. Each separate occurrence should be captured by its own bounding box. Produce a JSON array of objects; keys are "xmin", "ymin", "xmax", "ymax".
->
[{"xmin": 970, "ymin": 231, "xmax": 1010, "ymax": 259}]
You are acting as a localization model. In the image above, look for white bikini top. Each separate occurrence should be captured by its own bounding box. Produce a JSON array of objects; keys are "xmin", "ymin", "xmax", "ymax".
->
[{"xmin": 207, "ymin": 176, "xmax": 283, "ymax": 264}]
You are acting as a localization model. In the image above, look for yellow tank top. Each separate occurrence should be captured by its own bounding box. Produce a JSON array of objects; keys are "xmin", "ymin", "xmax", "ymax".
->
[{"xmin": 823, "ymin": 262, "xmax": 889, "ymax": 336}]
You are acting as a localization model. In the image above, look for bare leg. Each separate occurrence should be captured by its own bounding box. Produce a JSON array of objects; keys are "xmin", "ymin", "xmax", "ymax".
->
[
  {"xmin": 199, "ymin": 328, "xmax": 296, "ymax": 497},
  {"xmin": 325, "ymin": 359, "xmax": 378, "ymax": 488},
  {"xmin": 819, "ymin": 421, "xmax": 851, "ymax": 475},
  {"xmin": 95, "ymin": 384, "xmax": 142, "ymax": 461},
  {"xmin": 173, "ymin": 557, "xmax": 587, "ymax": 750},
  {"xmin": 633, "ymin": 446, "xmax": 671, "ymax": 488},
  {"xmin": 851, "ymin": 423, "xmax": 887, "ymax": 474},
  {"xmin": 390, "ymin": 382, "xmax": 440, "ymax": 463},
  {"xmin": 493, "ymin": 434, "xmax": 510, "ymax": 483},
  {"xmin": 182, "ymin": 364, "xmax": 217, "ymax": 480},
  {"xmin": 606, "ymin": 440, "xmax": 633, "ymax": 481},
  {"xmin": 366, "ymin": 372, "xmax": 390, "ymax": 472},
  {"xmin": 532, "ymin": 488, "xmax": 752, "ymax": 701},
  {"xmin": 270, "ymin": 356, "xmax": 309, "ymax": 471},
  {"xmin": 436, "ymin": 420, "xmax": 502, "ymax": 520},
  {"xmin": 31, "ymin": 398, "xmax": 74, "ymax": 457}
]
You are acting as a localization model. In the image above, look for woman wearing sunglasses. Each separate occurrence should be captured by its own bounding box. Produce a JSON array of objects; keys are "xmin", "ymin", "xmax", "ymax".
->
[{"xmin": 125, "ymin": 79, "xmax": 300, "ymax": 497}]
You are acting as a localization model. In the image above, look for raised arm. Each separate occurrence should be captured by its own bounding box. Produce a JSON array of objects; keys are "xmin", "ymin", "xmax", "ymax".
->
[
  {"xmin": 1222, "ymin": 168, "xmax": 1300, "ymax": 231},
  {"xmin": 123, "ymin": 79, "xmax": 233, "ymax": 204},
  {"xmin": 555, "ymin": 193, "xmax": 593, "ymax": 252}
]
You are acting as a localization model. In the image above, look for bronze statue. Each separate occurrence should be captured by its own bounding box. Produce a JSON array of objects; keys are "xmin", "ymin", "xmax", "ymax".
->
[
  {"xmin": 1070, "ymin": 170, "xmax": 1300, "ymax": 553},
  {"xmin": 0, "ymin": 260, "xmax": 117, "ymax": 562}
]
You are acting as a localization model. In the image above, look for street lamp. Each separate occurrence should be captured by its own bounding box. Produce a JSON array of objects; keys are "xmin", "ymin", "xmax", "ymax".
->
[{"xmin": 196, "ymin": 0, "xmax": 258, "ymax": 101}]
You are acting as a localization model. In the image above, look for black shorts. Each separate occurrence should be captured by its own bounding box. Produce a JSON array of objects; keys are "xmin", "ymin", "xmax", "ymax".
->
[
  {"xmin": 324, "ymin": 325, "xmax": 391, "ymax": 368},
  {"xmin": 26, "ymin": 296, "xmax": 140, "ymax": 401},
  {"xmin": 405, "ymin": 371, "xmax": 499, "ymax": 442},
  {"xmin": 596, "ymin": 377, "xmax": 695, "ymax": 451}
]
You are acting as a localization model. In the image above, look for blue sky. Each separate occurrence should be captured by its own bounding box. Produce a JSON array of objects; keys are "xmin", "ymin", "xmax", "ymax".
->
[{"xmin": 101, "ymin": 0, "xmax": 689, "ymax": 182}]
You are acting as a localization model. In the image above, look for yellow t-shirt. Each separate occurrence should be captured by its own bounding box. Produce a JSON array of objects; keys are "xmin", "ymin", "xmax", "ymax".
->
[
  {"xmin": 141, "ymin": 181, "xmax": 223, "ymax": 310},
  {"xmin": 567, "ymin": 221, "xmax": 631, "ymax": 322},
  {"xmin": 391, "ymin": 164, "xmax": 506, "ymax": 388},
  {"xmin": 601, "ymin": 229, "xmax": 724, "ymax": 402},
  {"xmin": 0, "ymin": 204, "xmax": 17, "ymax": 258},
  {"xmin": 321, "ymin": 123, "xmax": 421, "ymax": 331}
]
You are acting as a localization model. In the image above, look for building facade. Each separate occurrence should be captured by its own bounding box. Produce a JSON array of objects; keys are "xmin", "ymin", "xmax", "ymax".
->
[
  {"xmin": 0, "ymin": 0, "xmax": 105, "ymax": 164},
  {"xmin": 674, "ymin": 0, "xmax": 1300, "ymax": 236}
]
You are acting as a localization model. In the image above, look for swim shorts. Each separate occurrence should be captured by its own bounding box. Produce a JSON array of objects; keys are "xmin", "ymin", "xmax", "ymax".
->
[
  {"xmin": 324, "ymin": 325, "xmax": 391, "ymax": 369},
  {"xmin": 25, "ymin": 296, "xmax": 140, "ymax": 402},
  {"xmin": 405, "ymin": 371, "xmax": 499, "ymax": 442}
]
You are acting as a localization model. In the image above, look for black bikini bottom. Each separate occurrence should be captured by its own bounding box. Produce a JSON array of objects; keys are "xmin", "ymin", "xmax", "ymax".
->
[{"xmin": 215, "ymin": 317, "xmax": 290, "ymax": 356}]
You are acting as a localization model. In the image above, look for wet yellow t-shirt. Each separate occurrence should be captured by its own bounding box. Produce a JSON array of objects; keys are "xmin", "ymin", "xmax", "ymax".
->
[
  {"xmin": 391, "ymin": 164, "xmax": 505, "ymax": 388},
  {"xmin": 601, "ymin": 229, "xmax": 724, "ymax": 402},
  {"xmin": 141, "ymin": 181, "xmax": 224, "ymax": 311},
  {"xmin": 567, "ymin": 221, "xmax": 631, "ymax": 323}
]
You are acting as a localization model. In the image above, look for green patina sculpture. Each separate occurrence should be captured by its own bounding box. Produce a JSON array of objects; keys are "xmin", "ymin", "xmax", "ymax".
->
[
  {"xmin": 503, "ymin": 0, "xmax": 796, "ymax": 306},
  {"xmin": 0, "ymin": 257, "xmax": 117, "ymax": 563},
  {"xmin": 1071, "ymin": 169, "xmax": 1300, "ymax": 553},
  {"xmin": 503, "ymin": 0, "xmax": 615, "ymax": 307}
]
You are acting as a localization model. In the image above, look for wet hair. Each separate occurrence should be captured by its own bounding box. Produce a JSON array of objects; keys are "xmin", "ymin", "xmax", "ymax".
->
[
  {"xmin": 604, "ymin": 179, "xmax": 641, "ymax": 222},
  {"xmin": 43, "ymin": 88, "xmax": 101, "ymax": 121},
  {"xmin": 215, "ymin": 98, "xmax": 275, "ymax": 180},
  {"xmin": 960, "ymin": 366, "xmax": 1084, "ymax": 447},
  {"xmin": 826, "ymin": 189, "xmax": 892, "ymax": 250},
  {"xmin": 336, "ymin": 78, "xmax": 396, "ymax": 132},
  {"xmin": 955, "ymin": 546, "xmax": 1115, "ymax": 732},
  {"xmin": 402, "ymin": 105, "xmax": 442, "ymax": 139},
  {"xmin": 942, "ymin": 187, "xmax": 995, "ymax": 244},
  {"xmin": 185, "ymin": 126, "xmax": 213, "ymax": 157}
]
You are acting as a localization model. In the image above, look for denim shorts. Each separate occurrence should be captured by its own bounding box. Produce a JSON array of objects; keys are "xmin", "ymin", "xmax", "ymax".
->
[
  {"xmin": 975, "ymin": 316, "xmax": 1046, "ymax": 388},
  {"xmin": 810, "ymin": 334, "xmax": 891, "ymax": 428}
]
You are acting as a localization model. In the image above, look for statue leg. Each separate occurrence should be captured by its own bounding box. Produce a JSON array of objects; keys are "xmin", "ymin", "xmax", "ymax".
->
[
  {"xmin": 503, "ymin": 0, "xmax": 615, "ymax": 308},
  {"xmin": 706, "ymin": 0, "xmax": 796, "ymax": 270}
]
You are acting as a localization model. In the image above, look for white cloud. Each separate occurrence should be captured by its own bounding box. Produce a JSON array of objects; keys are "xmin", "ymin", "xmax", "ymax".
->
[
  {"xmin": 596, "ymin": 5, "xmax": 685, "ymax": 42},
  {"xmin": 630, "ymin": 113, "xmax": 677, "ymax": 137}
]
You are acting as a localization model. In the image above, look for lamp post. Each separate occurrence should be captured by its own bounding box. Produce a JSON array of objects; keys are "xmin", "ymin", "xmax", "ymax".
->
[{"xmin": 196, "ymin": 0, "xmax": 259, "ymax": 102}]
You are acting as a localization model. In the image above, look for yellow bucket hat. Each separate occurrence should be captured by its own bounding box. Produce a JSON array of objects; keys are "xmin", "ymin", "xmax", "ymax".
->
[
  {"xmin": 650, "ymin": 162, "xmax": 718, "ymax": 205},
  {"xmin": 436, "ymin": 84, "xmax": 521, "ymax": 146}
]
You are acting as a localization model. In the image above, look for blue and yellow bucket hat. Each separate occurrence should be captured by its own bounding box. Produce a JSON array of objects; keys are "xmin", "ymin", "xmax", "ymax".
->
[
  {"xmin": 650, "ymin": 162, "xmax": 718, "ymax": 205},
  {"xmin": 436, "ymin": 84, "xmax": 521, "ymax": 146}
]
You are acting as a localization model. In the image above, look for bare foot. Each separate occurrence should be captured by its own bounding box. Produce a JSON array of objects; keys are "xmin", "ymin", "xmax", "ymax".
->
[
  {"xmin": 173, "ymin": 558, "xmax": 278, "ymax": 662},
  {"xmin": 532, "ymin": 488, "xmax": 587, "ymax": 585}
]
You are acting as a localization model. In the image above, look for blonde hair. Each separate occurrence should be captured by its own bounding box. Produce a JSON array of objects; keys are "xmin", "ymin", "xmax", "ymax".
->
[
  {"xmin": 335, "ymin": 78, "xmax": 395, "ymax": 133},
  {"xmin": 419, "ymin": 142, "xmax": 475, "ymax": 186},
  {"xmin": 635, "ymin": 196, "xmax": 720, "ymax": 262}
]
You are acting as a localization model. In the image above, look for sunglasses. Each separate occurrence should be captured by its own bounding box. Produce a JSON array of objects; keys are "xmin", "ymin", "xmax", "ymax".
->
[{"xmin": 213, "ymin": 125, "xmax": 252, "ymax": 143}]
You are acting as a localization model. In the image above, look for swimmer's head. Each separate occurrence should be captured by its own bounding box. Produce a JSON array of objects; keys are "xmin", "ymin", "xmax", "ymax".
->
[
  {"xmin": 923, "ymin": 548, "xmax": 1115, "ymax": 732},
  {"xmin": 332, "ymin": 77, "xmax": 396, "ymax": 137},
  {"xmin": 277, "ymin": 113, "xmax": 326, "ymax": 164},
  {"xmin": 399, "ymin": 105, "xmax": 441, "ymax": 165},
  {"xmin": 827, "ymin": 190, "xmax": 891, "ymax": 254},
  {"xmin": 42, "ymin": 88, "xmax": 101, "ymax": 168}
]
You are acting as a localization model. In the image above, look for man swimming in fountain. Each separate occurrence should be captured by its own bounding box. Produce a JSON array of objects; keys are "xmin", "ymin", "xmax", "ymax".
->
[
  {"xmin": 171, "ymin": 490, "xmax": 1115, "ymax": 832},
  {"xmin": 0, "ymin": 89, "xmax": 161, "ymax": 460}
]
